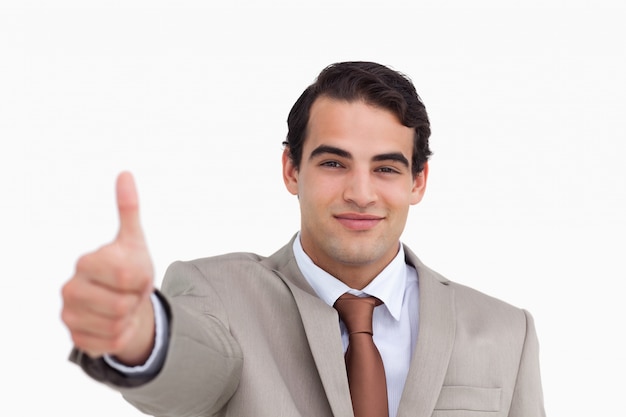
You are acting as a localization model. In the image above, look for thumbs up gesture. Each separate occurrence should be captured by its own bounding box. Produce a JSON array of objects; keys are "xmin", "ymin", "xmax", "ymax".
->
[{"xmin": 61, "ymin": 172, "xmax": 156, "ymax": 365}]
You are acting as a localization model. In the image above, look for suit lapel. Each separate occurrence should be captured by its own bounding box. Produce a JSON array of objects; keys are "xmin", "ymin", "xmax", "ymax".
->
[
  {"xmin": 396, "ymin": 247, "xmax": 456, "ymax": 417},
  {"xmin": 266, "ymin": 241, "xmax": 355, "ymax": 417},
  {"xmin": 265, "ymin": 239, "xmax": 455, "ymax": 417}
]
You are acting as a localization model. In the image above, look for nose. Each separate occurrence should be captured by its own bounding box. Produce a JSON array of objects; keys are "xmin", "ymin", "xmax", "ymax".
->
[{"xmin": 343, "ymin": 169, "xmax": 378, "ymax": 208}]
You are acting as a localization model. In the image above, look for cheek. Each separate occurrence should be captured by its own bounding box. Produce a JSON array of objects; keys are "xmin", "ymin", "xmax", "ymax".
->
[
  {"xmin": 302, "ymin": 176, "xmax": 340, "ymax": 201},
  {"xmin": 297, "ymin": 187, "xmax": 326, "ymax": 216},
  {"xmin": 380, "ymin": 184, "xmax": 415, "ymax": 208},
  {"xmin": 298, "ymin": 184, "xmax": 341, "ymax": 222}
]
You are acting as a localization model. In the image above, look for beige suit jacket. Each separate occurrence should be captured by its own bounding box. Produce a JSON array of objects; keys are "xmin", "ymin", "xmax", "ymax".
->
[{"xmin": 71, "ymin": 238, "xmax": 545, "ymax": 417}]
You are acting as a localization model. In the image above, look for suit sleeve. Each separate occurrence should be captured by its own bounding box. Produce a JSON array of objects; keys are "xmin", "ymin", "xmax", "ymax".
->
[
  {"xmin": 508, "ymin": 309, "xmax": 546, "ymax": 417},
  {"xmin": 70, "ymin": 260, "xmax": 244, "ymax": 417}
]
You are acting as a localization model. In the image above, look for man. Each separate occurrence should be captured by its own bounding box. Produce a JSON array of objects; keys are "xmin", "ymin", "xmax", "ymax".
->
[{"xmin": 61, "ymin": 61, "xmax": 546, "ymax": 417}]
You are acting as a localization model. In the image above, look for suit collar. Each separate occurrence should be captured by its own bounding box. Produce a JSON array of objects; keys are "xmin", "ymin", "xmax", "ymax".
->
[
  {"xmin": 396, "ymin": 245, "xmax": 456, "ymax": 417},
  {"xmin": 292, "ymin": 233, "xmax": 408, "ymax": 321},
  {"xmin": 262, "ymin": 237, "xmax": 355, "ymax": 417},
  {"xmin": 263, "ymin": 238, "xmax": 456, "ymax": 417}
]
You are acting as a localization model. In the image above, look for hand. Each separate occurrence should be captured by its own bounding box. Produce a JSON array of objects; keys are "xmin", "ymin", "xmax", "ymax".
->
[{"xmin": 61, "ymin": 172, "xmax": 156, "ymax": 365}]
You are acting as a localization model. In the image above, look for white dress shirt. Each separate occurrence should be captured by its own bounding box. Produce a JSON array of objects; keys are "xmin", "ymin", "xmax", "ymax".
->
[{"xmin": 292, "ymin": 235, "xmax": 419, "ymax": 417}]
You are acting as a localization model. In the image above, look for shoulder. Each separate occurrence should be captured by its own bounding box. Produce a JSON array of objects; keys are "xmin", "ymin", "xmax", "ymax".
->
[
  {"xmin": 403, "ymin": 244, "xmax": 528, "ymax": 327},
  {"xmin": 163, "ymin": 252, "xmax": 271, "ymax": 289},
  {"xmin": 182, "ymin": 251, "xmax": 269, "ymax": 271},
  {"xmin": 446, "ymin": 279, "xmax": 528, "ymax": 326},
  {"xmin": 161, "ymin": 241, "xmax": 296, "ymax": 296},
  {"xmin": 168, "ymin": 237, "xmax": 294, "ymax": 275}
]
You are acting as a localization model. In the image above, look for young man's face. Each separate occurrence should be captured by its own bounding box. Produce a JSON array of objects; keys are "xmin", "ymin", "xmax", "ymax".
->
[{"xmin": 283, "ymin": 96, "xmax": 428, "ymax": 287}]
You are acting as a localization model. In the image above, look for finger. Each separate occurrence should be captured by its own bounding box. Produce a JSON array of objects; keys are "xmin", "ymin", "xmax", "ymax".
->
[
  {"xmin": 62, "ymin": 275, "xmax": 143, "ymax": 319},
  {"xmin": 62, "ymin": 305, "xmax": 132, "ymax": 339},
  {"xmin": 116, "ymin": 171, "xmax": 144, "ymax": 242},
  {"xmin": 75, "ymin": 245, "xmax": 153, "ymax": 293},
  {"xmin": 62, "ymin": 285, "xmax": 132, "ymax": 352},
  {"xmin": 63, "ymin": 294, "xmax": 153, "ymax": 358},
  {"xmin": 62, "ymin": 270, "xmax": 154, "ymax": 358},
  {"xmin": 68, "ymin": 324, "xmax": 136, "ymax": 358}
]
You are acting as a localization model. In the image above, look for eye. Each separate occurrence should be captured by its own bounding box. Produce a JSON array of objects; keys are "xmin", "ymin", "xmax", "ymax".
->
[
  {"xmin": 320, "ymin": 161, "xmax": 344, "ymax": 168},
  {"xmin": 376, "ymin": 166, "xmax": 401, "ymax": 174}
]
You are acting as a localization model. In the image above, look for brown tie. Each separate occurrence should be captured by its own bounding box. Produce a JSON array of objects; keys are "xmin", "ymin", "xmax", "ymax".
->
[{"xmin": 334, "ymin": 293, "xmax": 389, "ymax": 417}]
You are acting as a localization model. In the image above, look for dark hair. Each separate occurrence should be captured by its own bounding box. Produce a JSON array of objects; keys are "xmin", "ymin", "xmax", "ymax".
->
[{"xmin": 284, "ymin": 61, "xmax": 432, "ymax": 176}]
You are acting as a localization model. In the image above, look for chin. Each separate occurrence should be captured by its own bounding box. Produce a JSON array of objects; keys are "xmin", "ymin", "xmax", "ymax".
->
[{"xmin": 328, "ymin": 242, "xmax": 389, "ymax": 266}]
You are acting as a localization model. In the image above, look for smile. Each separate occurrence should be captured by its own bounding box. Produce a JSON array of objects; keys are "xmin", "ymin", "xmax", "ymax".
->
[{"xmin": 334, "ymin": 213, "xmax": 384, "ymax": 231}]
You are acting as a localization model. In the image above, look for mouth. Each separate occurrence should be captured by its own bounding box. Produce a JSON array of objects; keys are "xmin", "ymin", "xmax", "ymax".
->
[{"xmin": 334, "ymin": 213, "xmax": 384, "ymax": 231}]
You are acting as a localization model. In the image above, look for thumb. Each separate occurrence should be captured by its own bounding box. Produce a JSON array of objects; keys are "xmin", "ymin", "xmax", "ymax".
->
[{"xmin": 116, "ymin": 171, "xmax": 144, "ymax": 242}]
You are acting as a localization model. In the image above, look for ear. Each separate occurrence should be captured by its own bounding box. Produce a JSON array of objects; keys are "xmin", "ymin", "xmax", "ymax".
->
[
  {"xmin": 282, "ymin": 148, "xmax": 299, "ymax": 196},
  {"xmin": 410, "ymin": 162, "xmax": 429, "ymax": 205}
]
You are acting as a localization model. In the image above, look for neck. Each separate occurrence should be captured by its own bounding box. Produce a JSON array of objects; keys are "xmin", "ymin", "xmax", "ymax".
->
[
  {"xmin": 297, "ymin": 231, "xmax": 402, "ymax": 290},
  {"xmin": 304, "ymin": 247, "xmax": 399, "ymax": 290},
  {"xmin": 327, "ymin": 266, "xmax": 382, "ymax": 290}
]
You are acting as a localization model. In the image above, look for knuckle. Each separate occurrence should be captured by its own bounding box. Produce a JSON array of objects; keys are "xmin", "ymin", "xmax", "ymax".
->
[
  {"xmin": 60, "ymin": 308, "xmax": 74, "ymax": 327},
  {"xmin": 111, "ymin": 296, "xmax": 132, "ymax": 317},
  {"xmin": 100, "ymin": 318, "xmax": 116, "ymax": 335},
  {"xmin": 62, "ymin": 279, "xmax": 88, "ymax": 306},
  {"xmin": 60, "ymin": 281, "xmax": 73, "ymax": 300},
  {"xmin": 112, "ymin": 266, "xmax": 134, "ymax": 290},
  {"xmin": 100, "ymin": 318, "xmax": 119, "ymax": 336},
  {"xmin": 107, "ymin": 317, "xmax": 130, "ymax": 338},
  {"xmin": 106, "ymin": 330, "xmax": 129, "ymax": 354},
  {"xmin": 61, "ymin": 279, "xmax": 81, "ymax": 301},
  {"xmin": 70, "ymin": 333, "xmax": 85, "ymax": 348},
  {"xmin": 74, "ymin": 253, "xmax": 93, "ymax": 273},
  {"xmin": 71, "ymin": 333, "xmax": 99, "ymax": 355}
]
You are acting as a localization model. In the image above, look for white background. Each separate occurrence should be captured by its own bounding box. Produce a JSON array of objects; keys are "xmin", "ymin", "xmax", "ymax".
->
[{"xmin": 2, "ymin": 1, "xmax": 625, "ymax": 416}]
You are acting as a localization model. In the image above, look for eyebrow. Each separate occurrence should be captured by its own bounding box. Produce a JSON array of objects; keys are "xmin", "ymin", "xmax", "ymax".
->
[
  {"xmin": 309, "ymin": 145, "xmax": 410, "ymax": 168},
  {"xmin": 372, "ymin": 152, "xmax": 410, "ymax": 168},
  {"xmin": 309, "ymin": 145, "xmax": 351, "ymax": 160}
]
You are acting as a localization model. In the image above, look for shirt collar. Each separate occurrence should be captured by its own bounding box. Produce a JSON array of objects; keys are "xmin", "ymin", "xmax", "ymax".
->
[{"xmin": 292, "ymin": 232, "xmax": 407, "ymax": 321}]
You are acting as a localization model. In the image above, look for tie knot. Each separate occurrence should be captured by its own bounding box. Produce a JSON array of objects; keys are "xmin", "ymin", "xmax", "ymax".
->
[{"xmin": 334, "ymin": 293, "xmax": 382, "ymax": 335}]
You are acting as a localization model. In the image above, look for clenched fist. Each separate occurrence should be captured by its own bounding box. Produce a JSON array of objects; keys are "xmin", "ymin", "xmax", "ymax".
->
[{"xmin": 61, "ymin": 172, "xmax": 156, "ymax": 365}]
